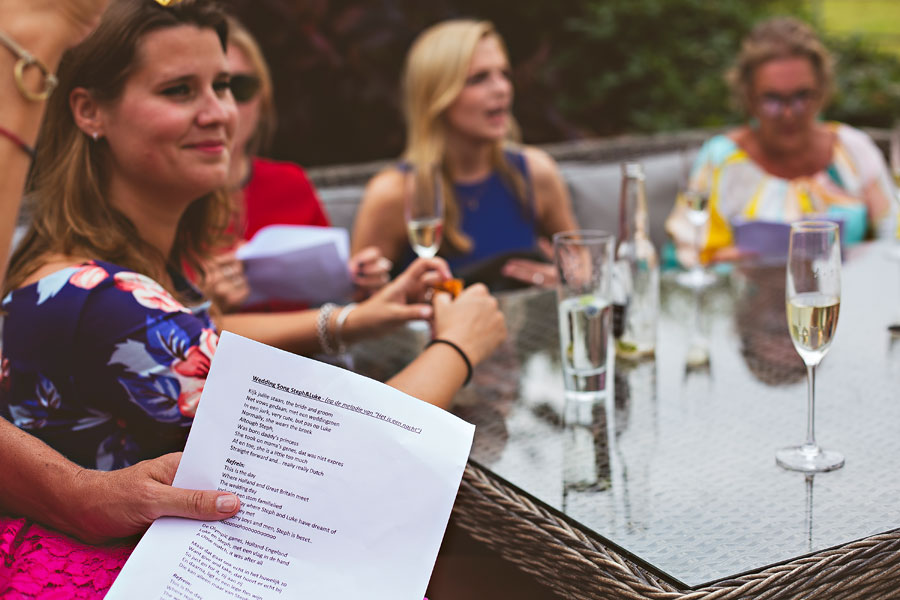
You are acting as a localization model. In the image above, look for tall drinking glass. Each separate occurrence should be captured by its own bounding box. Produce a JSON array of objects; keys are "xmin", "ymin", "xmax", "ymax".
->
[
  {"xmin": 404, "ymin": 165, "xmax": 443, "ymax": 259},
  {"xmin": 554, "ymin": 231, "xmax": 615, "ymax": 402},
  {"xmin": 777, "ymin": 221, "xmax": 843, "ymax": 472}
]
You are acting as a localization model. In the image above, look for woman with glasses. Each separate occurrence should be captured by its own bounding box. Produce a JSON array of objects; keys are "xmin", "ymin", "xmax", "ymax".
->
[
  {"xmin": 666, "ymin": 17, "xmax": 896, "ymax": 266},
  {"xmin": 206, "ymin": 16, "xmax": 391, "ymax": 311}
]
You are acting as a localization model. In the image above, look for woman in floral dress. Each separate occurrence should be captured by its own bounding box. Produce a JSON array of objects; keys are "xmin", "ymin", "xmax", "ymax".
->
[{"xmin": 0, "ymin": 0, "xmax": 505, "ymax": 472}]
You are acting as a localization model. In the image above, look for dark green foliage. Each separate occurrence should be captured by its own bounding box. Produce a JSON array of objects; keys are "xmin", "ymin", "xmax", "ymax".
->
[
  {"xmin": 825, "ymin": 34, "xmax": 900, "ymax": 127},
  {"xmin": 543, "ymin": 0, "xmax": 807, "ymax": 135},
  {"xmin": 224, "ymin": 0, "xmax": 900, "ymax": 167}
]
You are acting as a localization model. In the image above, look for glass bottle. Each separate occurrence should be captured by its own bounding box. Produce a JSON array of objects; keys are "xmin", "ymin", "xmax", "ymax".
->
[{"xmin": 614, "ymin": 162, "xmax": 659, "ymax": 359}]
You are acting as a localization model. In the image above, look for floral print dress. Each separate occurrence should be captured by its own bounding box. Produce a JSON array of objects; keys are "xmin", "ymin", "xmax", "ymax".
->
[{"xmin": 0, "ymin": 260, "xmax": 218, "ymax": 470}]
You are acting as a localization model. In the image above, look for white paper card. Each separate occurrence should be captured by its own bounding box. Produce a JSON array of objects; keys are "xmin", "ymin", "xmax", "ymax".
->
[
  {"xmin": 107, "ymin": 332, "xmax": 474, "ymax": 600},
  {"xmin": 235, "ymin": 225, "xmax": 353, "ymax": 305}
]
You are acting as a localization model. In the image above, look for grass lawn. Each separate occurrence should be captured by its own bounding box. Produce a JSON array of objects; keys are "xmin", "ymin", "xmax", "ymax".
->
[{"xmin": 812, "ymin": 0, "xmax": 900, "ymax": 54}]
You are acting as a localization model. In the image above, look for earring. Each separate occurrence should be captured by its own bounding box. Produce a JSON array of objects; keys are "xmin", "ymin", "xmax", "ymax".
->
[{"xmin": 92, "ymin": 132, "xmax": 99, "ymax": 142}]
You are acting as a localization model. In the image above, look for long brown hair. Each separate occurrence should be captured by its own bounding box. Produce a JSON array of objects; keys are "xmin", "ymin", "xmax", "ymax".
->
[
  {"xmin": 5, "ymin": 0, "xmax": 232, "ymax": 297},
  {"xmin": 401, "ymin": 19, "xmax": 526, "ymax": 255}
]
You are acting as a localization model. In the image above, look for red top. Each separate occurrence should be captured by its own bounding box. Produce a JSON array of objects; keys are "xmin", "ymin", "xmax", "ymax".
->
[
  {"xmin": 236, "ymin": 158, "xmax": 332, "ymax": 312},
  {"xmin": 240, "ymin": 157, "xmax": 330, "ymax": 240}
]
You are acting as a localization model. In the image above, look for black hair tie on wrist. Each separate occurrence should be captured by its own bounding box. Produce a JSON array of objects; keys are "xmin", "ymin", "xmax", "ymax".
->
[{"xmin": 426, "ymin": 338, "xmax": 473, "ymax": 386}]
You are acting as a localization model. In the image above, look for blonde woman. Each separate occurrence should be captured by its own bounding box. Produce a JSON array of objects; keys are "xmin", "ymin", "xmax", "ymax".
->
[{"xmin": 352, "ymin": 19, "xmax": 577, "ymax": 286}]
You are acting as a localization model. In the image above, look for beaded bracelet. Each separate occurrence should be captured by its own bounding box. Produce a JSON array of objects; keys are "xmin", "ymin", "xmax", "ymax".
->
[
  {"xmin": 426, "ymin": 338, "xmax": 472, "ymax": 386},
  {"xmin": 316, "ymin": 303, "xmax": 338, "ymax": 355},
  {"xmin": 0, "ymin": 125, "xmax": 35, "ymax": 160},
  {"xmin": 0, "ymin": 29, "xmax": 57, "ymax": 102},
  {"xmin": 334, "ymin": 303, "xmax": 357, "ymax": 354}
]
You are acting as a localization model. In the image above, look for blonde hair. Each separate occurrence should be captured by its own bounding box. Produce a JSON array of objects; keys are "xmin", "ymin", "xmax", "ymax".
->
[
  {"xmin": 5, "ymin": 0, "xmax": 232, "ymax": 299},
  {"xmin": 402, "ymin": 19, "xmax": 525, "ymax": 254},
  {"xmin": 727, "ymin": 17, "xmax": 834, "ymax": 115},
  {"xmin": 226, "ymin": 15, "xmax": 276, "ymax": 156}
]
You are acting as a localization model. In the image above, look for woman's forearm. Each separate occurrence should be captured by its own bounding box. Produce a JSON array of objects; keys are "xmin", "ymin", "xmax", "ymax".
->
[
  {"xmin": 218, "ymin": 310, "xmax": 323, "ymax": 355},
  {"xmin": 386, "ymin": 345, "xmax": 468, "ymax": 410},
  {"xmin": 0, "ymin": 417, "xmax": 85, "ymax": 531}
]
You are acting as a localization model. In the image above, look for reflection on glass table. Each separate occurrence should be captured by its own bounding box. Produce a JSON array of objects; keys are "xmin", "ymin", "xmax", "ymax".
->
[{"xmin": 350, "ymin": 241, "xmax": 900, "ymax": 594}]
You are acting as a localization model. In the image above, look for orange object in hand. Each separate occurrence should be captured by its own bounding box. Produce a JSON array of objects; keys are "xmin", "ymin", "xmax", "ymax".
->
[{"xmin": 431, "ymin": 278, "xmax": 463, "ymax": 298}]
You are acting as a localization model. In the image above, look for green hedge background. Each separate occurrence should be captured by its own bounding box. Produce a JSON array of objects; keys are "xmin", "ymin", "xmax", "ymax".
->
[{"xmin": 225, "ymin": 0, "xmax": 900, "ymax": 167}]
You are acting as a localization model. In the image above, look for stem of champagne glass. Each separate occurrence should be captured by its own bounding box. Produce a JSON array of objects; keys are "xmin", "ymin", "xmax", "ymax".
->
[
  {"xmin": 805, "ymin": 363, "xmax": 817, "ymax": 450},
  {"xmin": 693, "ymin": 223, "xmax": 703, "ymax": 277}
]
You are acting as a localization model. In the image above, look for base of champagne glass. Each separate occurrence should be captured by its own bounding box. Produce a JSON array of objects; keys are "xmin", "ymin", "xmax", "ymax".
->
[
  {"xmin": 776, "ymin": 444, "xmax": 844, "ymax": 473},
  {"xmin": 676, "ymin": 268, "xmax": 715, "ymax": 289},
  {"xmin": 886, "ymin": 241, "xmax": 900, "ymax": 261}
]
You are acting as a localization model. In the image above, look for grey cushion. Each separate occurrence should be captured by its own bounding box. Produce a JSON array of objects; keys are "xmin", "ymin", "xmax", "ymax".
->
[
  {"xmin": 561, "ymin": 149, "xmax": 697, "ymax": 250},
  {"xmin": 318, "ymin": 149, "xmax": 700, "ymax": 252}
]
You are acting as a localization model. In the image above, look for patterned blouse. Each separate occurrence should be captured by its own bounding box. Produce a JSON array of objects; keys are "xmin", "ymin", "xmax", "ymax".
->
[
  {"xmin": 0, "ymin": 261, "xmax": 217, "ymax": 470},
  {"xmin": 666, "ymin": 122, "xmax": 896, "ymax": 265}
]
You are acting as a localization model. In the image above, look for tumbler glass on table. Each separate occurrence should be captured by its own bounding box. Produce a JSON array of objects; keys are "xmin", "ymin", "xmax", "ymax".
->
[
  {"xmin": 777, "ymin": 221, "xmax": 843, "ymax": 472},
  {"xmin": 675, "ymin": 188, "xmax": 715, "ymax": 289},
  {"xmin": 404, "ymin": 164, "xmax": 443, "ymax": 259},
  {"xmin": 554, "ymin": 231, "xmax": 615, "ymax": 402}
]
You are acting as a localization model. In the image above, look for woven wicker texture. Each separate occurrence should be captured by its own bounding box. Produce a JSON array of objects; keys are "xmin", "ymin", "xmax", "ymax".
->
[{"xmin": 453, "ymin": 462, "xmax": 900, "ymax": 599}]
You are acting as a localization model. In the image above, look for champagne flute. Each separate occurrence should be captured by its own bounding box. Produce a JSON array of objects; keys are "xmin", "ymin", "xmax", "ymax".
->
[
  {"xmin": 404, "ymin": 165, "xmax": 443, "ymax": 259},
  {"xmin": 777, "ymin": 221, "xmax": 843, "ymax": 472},
  {"xmin": 675, "ymin": 189, "xmax": 715, "ymax": 289}
]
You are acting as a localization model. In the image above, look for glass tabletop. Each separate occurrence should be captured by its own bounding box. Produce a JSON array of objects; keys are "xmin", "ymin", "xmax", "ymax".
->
[{"xmin": 352, "ymin": 241, "xmax": 900, "ymax": 588}]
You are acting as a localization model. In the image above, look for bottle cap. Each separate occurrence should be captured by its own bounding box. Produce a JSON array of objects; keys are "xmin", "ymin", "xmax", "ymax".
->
[{"xmin": 622, "ymin": 162, "xmax": 645, "ymax": 180}]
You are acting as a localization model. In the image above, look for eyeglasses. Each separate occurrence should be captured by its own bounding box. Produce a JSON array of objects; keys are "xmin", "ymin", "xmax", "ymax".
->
[
  {"xmin": 230, "ymin": 74, "xmax": 261, "ymax": 103},
  {"xmin": 757, "ymin": 89, "xmax": 818, "ymax": 118}
]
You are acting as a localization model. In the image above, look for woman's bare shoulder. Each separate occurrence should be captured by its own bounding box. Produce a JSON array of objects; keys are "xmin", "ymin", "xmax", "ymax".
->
[
  {"xmin": 19, "ymin": 254, "xmax": 93, "ymax": 288},
  {"xmin": 362, "ymin": 166, "xmax": 406, "ymax": 207},
  {"xmin": 520, "ymin": 145, "xmax": 562, "ymax": 183}
]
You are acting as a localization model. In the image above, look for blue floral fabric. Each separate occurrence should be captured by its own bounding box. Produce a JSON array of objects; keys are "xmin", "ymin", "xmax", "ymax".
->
[{"xmin": 0, "ymin": 261, "xmax": 218, "ymax": 470}]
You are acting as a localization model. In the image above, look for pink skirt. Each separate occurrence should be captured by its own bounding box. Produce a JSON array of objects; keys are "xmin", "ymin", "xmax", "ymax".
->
[
  {"xmin": 1, "ymin": 515, "xmax": 430, "ymax": 599},
  {"xmin": 0, "ymin": 516, "xmax": 132, "ymax": 598}
]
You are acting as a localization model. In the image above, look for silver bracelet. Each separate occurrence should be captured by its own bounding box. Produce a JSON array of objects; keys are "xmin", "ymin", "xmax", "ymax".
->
[
  {"xmin": 334, "ymin": 303, "xmax": 358, "ymax": 354},
  {"xmin": 316, "ymin": 303, "xmax": 338, "ymax": 354}
]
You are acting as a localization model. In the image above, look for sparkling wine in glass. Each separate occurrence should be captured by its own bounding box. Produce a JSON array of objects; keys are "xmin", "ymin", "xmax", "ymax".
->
[
  {"xmin": 777, "ymin": 221, "xmax": 843, "ymax": 472},
  {"xmin": 676, "ymin": 189, "xmax": 715, "ymax": 289},
  {"xmin": 404, "ymin": 165, "xmax": 443, "ymax": 259}
]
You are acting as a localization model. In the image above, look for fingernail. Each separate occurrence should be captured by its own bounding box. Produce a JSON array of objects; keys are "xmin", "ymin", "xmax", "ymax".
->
[
  {"xmin": 420, "ymin": 307, "xmax": 433, "ymax": 319},
  {"xmin": 216, "ymin": 494, "xmax": 238, "ymax": 513}
]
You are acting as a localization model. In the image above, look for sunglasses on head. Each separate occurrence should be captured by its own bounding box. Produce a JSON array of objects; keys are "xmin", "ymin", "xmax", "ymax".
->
[
  {"xmin": 757, "ymin": 89, "xmax": 818, "ymax": 118},
  {"xmin": 230, "ymin": 74, "xmax": 261, "ymax": 103}
]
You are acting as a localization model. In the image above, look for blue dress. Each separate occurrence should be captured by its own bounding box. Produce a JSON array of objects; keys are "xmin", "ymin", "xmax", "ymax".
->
[
  {"xmin": 0, "ymin": 260, "xmax": 217, "ymax": 470},
  {"xmin": 398, "ymin": 150, "xmax": 538, "ymax": 273},
  {"xmin": 446, "ymin": 150, "xmax": 537, "ymax": 272}
]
